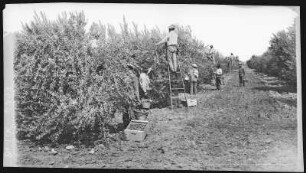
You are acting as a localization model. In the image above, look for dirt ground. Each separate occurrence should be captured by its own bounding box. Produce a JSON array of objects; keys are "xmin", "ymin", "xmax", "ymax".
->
[{"xmin": 16, "ymin": 67, "xmax": 300, "ymax": 171}]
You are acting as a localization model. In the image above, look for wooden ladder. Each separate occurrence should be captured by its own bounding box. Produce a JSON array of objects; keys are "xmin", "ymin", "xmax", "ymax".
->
[{"xmin": 167, "ymin": 62, "xmax": 188, "ymax": 109}]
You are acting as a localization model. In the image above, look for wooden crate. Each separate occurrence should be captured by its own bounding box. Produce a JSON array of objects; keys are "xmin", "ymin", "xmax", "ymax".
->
[
  {"xmin": 187, "ymin": 99, "xmax": 197, "ymax": 107},
  {"xmin": 124, "ymin": 120, "xmax": 149, "ymax": 141}
]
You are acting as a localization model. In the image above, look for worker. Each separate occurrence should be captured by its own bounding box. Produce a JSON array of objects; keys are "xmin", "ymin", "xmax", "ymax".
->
[
  {"xmin": 139, "ymin": 67, "xmax": 152, "ymax": 98},
  {"xmin": 206, "ymin": 45, "xmax": 217, "ymax": 85},
  {"xmin": 238, "ymin": 62, "xmax": 245, "ymax": 87},
  {"xmin": 127, "ymin": 64, "xmax": 141, "ymax": 103},
  {"xmin": 124, "ymin": 64, "xmax": 141, "ymax": 123},
  {"xmin": 214, "ymin": 64, "xmax": 223, "ymax": 90},
  {"xmin": 184, "ymin": 72, "xmax": 190, "ymax": 94},
  {"xmin": 189, "ymin": 64, "xmax": 199, "ymax": 95},
  {"xmin": 207, "ymin": 45, "xmax": 216, "ymax": 65},
  {"xmin": 156, "ymin": 24, "xmax": 179, "ymax": 73},
  {"xmin": 227, "ymin": 53, "xmax": 234, "ymax": 72}
]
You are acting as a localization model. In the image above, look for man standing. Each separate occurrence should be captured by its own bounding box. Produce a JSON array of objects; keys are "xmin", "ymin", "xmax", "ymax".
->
[
  {"xmin": 156, "ymin": 25, "xmax": 179, "ymax": 73},
  {"xmin": 189, "ymin": 64, "xmax": 199, "ymax": 95},
  {"xmin": 238, "ymin": 62, "xmax": 245, "ymax": 87},
  {"xmin": 214, "ymin": 64, "xmax": 223, "ymax": 90},
  {"xmin": 227, "ymin": 53, "xmax": 234, "ymax": 73}
]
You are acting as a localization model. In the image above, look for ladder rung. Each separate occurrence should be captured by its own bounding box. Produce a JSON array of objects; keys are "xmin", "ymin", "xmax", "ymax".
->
[
  {"xmin": 170, "ymin": 96, "xmax": 180, "ymax": 99},
  {"xmin": 154, "ymin": 79, "xmax": 168, "ymax": 82},
  {"xmin": 171, "ymin": 88, "xmax": 185, "ymax": 90},
  {"xmin": 170, "ymin": 79, "xmax": 183, "ymax": 82}
]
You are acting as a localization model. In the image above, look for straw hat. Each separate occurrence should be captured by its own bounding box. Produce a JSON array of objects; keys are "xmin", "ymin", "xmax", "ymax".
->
[{"xmin": 168, "ymin": 24, "xmax": 176, "ymax": 29}]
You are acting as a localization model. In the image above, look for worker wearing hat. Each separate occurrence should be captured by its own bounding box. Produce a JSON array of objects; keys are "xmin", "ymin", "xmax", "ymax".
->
[
  {"xmin": 156, "ymin": 24, "xmax": 179, "ymax": 73},
  {"xmin": 207, "ymin": 45, "xmax": 216, "ymax": 65},
  {"xmin": 214, "ymin": 63, "xmax": 223, "ymax": 90},
  {"xmin": 238, "ymin": 62, "xmax": 245, "ymax": 87},
  {"xmin": 189, "ymin": 63, "xmax": 199, "ymax": 95},
  {"xmin": 206, "ymin": 45, "xmax": 217, "ymax": 85},
  {"xmin": 227, "ymin": 53, "xmax": 234, "ymax": 73}
]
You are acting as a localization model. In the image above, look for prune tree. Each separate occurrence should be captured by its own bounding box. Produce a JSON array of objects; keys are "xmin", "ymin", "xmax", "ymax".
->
[
  {"xmin": 15, "ymin": 12, "xmax": 228, "ymax": 145},
  {"xmin": 247, "ymin": 22, "xmax": 296, "ymax": 87}
]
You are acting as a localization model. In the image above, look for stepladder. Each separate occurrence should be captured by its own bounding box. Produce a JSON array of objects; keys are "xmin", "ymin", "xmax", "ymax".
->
[{"xmin": 167, "ymin": 62, "xmax": 188, "ymax": 109}]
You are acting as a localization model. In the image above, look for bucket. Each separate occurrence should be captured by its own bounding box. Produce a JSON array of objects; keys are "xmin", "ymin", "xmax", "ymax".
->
[
  {"xmin": 134, "ymin": 109, "xmax": 149, "ymax": 121},
  {"xmin": 141, "ymin": 99, "xmax": 151, "ymax": 109}
]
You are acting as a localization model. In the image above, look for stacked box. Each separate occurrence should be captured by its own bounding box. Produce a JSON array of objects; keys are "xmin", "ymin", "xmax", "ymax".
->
[
  {"xmin": 187, "ymin": 99, "xmax": 197, "ymax": 107},
  {"xmin": 124, "ymin": 120, "xmax": 149, "ymax": 141}
]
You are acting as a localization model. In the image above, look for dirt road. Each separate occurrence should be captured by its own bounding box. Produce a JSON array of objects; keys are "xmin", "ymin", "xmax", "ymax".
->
[{"xmin": 17, "ymin": 67, "xmax": 299, "ymax": 171}]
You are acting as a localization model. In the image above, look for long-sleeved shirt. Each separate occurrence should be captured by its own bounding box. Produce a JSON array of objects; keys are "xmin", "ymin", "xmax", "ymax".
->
[
  {"xmin": 215, "ymin": 68, "xmax": 223, "ymax": 76},
  {"xmin": 189, "ymin": 68, "xmax": 199, "ymax": 82},
  {"xmin": 139, "ymin": 72, "xmax": 150, "ymax": 93},
  {"xmin": 238, "ymin": 68, "xmax": 245, "ymax": 77},
  {"xmin": 157, "ymin": 31, "xmax": 178, "ymax": 46}
]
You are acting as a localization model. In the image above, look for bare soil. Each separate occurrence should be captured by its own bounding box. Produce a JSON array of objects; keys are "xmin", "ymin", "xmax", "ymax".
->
[{"xmin": 17, "ymin": 67, "xmax": 298, "ymax": 171}]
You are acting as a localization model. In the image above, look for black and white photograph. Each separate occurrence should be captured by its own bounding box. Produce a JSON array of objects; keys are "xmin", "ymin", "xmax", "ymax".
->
[{"xmin": 3, "ymin": 2, "xmax": 303, "ymax": 171}]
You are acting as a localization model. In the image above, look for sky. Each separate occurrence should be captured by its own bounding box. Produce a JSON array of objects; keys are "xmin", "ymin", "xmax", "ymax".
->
[{"xmin": 3, "ymin": 3, "xmax": 299, "ymax": 61}]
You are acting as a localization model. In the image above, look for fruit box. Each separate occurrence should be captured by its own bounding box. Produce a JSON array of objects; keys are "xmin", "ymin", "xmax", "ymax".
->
[
  {"xmin": 187, "ymin": 99, "xmax": 197, "ymax": 107},
  {"xmin": 124, "ymin": 120, "xmax": 149, "ymax": 141}
]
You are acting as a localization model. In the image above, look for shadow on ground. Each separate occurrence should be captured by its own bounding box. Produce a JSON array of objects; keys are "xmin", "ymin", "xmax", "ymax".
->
[{"xmin": 252, "ymin": 85, "xmax": 297, "ymax": 93}]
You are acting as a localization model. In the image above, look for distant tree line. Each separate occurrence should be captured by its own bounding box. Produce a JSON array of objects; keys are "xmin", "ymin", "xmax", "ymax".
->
[{"xmin": 247, "ymin": 21, "xmax": 296, "ymax": 87}]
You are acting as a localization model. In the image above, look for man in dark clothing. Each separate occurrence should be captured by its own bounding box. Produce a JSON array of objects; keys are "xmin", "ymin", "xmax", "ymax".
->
[
  {"xmin": 126, "ymin": 64, "xmax": 140, "ymax": 122},
  {"xmin": 238, "ymin": 62, "xmax": 245, "ymax": 87}
]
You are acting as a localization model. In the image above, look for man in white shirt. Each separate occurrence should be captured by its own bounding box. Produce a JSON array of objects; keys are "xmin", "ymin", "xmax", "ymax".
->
[
  {"xmin": 156, "ymin": 25, "xmax": 179, "ymax": 73},
  {"xmin": 214, "ymin": 64, "xmax": 223, "ymax": 90},
  {"xmin": 139, "ymin": 67, "xmax": 152, "ymax": 97}
]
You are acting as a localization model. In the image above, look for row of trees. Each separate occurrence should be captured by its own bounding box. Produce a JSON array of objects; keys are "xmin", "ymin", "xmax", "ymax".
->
[
  {"xmin": 14, "ymin": 12, "xmax": 228, "ymax": 144},
  {"xmin": 246, "ymin": 21, "xmax": 296, "ymax": 87}
]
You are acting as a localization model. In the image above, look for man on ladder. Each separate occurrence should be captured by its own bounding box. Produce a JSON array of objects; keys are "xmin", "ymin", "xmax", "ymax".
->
[
  {"xmin": 156, "ymin": 24, "xmax": 188, "ymax": 109},
  {"xmin": 156, "ymin": 24, "xmax": 179, "ymax": 76},
  {"xmin": 206, "ymin": 45, "xmax": 217, "ymax": 86}
]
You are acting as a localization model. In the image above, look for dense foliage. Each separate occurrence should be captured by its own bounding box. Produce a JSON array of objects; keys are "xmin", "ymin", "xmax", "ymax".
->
[
  {"xmin": 247, "ymin": 22, "xmax": 296, "ymax": 87},
  {"xmin": 14, "ymin": 12, "xmax": 228, "ymax": 144}
]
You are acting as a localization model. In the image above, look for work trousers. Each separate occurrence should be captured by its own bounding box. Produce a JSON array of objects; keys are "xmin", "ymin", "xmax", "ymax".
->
[
  {"xmin": 216, "ymin": 76, "xmax": 221, "ymax": 90},
  {"xmin": 190, "ymin": 81, "xmax": 197, "ymax": 95},
  {"xmin": 167, "ymin": 46, "xmax": 178, "ymax": 72},
  {"xmin": 184, "ymin": 80, "xmax": 190, "ymax": 93},
  {"xmin": 239, "ymin": 76, "xmax": 245, "ymax": 87}
]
